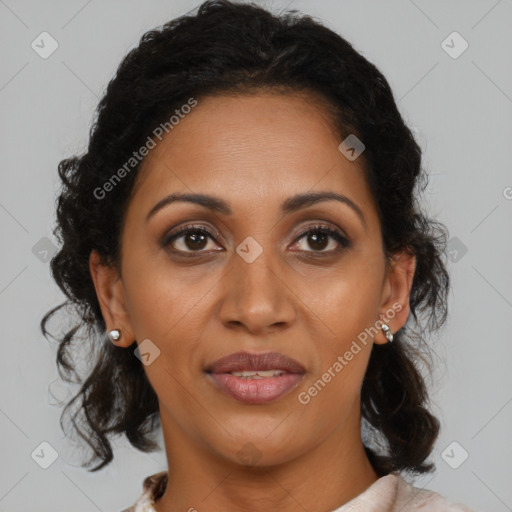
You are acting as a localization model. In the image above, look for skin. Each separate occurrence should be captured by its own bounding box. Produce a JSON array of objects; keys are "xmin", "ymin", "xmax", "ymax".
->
[{"xmin": 89, "ymin": 91, "xmax": 415, "ymax": 512}]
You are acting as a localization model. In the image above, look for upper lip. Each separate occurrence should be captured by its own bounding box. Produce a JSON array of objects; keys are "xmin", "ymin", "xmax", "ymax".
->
[{"xmin": 205, "ymin": 351, "xmax": 305, "ymax": 374}]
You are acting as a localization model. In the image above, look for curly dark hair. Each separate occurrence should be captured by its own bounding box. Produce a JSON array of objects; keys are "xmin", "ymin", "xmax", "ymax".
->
[{"xmin": 41, "ymin": 0, "xmax": 450, "ymax": 474}]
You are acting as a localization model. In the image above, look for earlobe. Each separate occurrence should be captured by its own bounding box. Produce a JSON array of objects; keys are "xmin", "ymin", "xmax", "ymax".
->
[
  {"xmin": 375, "ymin": 250, "xmax": 416, "ymax": 344},
  {"xmin": 88, "ymin": 249, "xmax": 135, "ymax": 347}
]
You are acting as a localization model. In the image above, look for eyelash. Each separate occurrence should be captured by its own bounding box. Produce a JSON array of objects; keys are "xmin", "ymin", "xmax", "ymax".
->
[{"xmin": 162, "ymin": 223, "xmax": 351, "ymax": 257}]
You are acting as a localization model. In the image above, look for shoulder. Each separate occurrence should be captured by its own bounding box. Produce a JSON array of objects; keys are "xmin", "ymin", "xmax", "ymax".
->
[
  {"xmin": 394, "ymin": 473, "xmax": 475, "ymax": 511},
  {"xmin": 119, "ymin": 471, "xmax": 168, "ymax": 512}
]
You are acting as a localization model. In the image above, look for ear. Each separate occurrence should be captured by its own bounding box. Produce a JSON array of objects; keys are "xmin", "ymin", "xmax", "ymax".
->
[
  {"xmin": 89, "ymin": 249, "xmax": 135, "ymax": 347},
  {"xmin": 374, "ymin": 250, "xmax": 416, "ymax": 345}
]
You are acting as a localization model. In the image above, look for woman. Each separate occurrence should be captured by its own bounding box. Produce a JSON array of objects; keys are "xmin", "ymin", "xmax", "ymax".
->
[{"xmin": 41, "ymin": 1, "xmax": 475, "ymax": 510}]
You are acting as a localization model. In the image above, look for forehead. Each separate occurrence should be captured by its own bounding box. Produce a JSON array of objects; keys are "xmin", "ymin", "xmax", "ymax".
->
[{"xmin": 129, "ymin": 92, "xmax": 377, "ymax": 225}]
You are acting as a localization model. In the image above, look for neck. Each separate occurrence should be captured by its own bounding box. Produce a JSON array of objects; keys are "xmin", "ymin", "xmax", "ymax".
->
[{"xmin": 154, "ymin": 402, "xmax": 379, "ymax": 512}]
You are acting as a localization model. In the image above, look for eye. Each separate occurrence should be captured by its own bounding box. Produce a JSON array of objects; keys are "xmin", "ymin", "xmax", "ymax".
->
[
  {"xmin": 162, "ymin": 225, "xmax": 222, "ymax": 255},
  {"xmin": 162, "ymin": 223, "xmax": 351, "ymax": 257},
  {"xmin": 291, "ymin": 225, "xmax": 350, "ymax": 254}
]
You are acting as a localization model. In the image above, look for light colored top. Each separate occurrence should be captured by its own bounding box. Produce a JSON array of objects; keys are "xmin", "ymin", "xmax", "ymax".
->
[{"xmin": 120, "ymin": 470, "xmax": 475, "ymax": 511}]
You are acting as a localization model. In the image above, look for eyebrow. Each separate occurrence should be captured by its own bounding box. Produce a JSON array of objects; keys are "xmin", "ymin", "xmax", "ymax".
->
[{"xmin": 145, "ymin": 191, "xmax": 368, "ymax": 230}]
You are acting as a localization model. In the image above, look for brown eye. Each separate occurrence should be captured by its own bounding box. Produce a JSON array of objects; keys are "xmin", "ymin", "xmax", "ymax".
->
[
  {"xmin": 306, "ymin": 231, "xmax": 329, "ymax": 251},
  {"xmin": 293, "ymin": 226, "xmax": 350, "ymax": 254},
  {"xmin": 180, "ymin": 230, "xmax": 209, "ymax": 251},
  {"xmin": 163, "ymin": 226, "xmax": 220, "ymax": 254}
]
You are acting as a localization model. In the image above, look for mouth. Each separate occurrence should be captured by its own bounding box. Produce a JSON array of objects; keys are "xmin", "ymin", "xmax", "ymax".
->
[{"xmin": 204, "ymin": 351, "xmax": 305, "ymax": 405}]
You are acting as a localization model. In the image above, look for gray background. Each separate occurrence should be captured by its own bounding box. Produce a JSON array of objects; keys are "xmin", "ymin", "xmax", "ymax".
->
[{"xmin": 1, "ymin": 0, "xmax": 511, "ymax": 511}]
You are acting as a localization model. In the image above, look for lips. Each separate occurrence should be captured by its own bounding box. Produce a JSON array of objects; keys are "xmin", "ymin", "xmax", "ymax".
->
[
  {"xmin": 205, "ymin": 351, "xmax": 305, "ymax": 405},
  {"xmin": 205, "ymin": 351, "xmax": 305, "ymax": 374}
]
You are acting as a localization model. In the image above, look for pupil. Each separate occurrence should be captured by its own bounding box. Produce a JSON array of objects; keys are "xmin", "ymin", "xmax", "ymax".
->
[
  {"xmin": 186, "ymin": 232, "xmax": 207, "ymax": 250},
  {"xmin": 309, "ymin": 232, "xmax": 327, "ymax": 250}
]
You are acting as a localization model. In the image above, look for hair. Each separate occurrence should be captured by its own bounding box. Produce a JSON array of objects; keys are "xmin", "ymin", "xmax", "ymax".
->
[{"xmin": 41, "ymin": 0, "xmax": 450, "ymax": 475}]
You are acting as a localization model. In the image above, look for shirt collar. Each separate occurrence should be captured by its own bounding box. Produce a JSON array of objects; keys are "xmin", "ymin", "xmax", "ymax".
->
[
  {"xmin": 131, "ymin": 470, "xmax": 400, "ymax": 512},
  {"xmin": 332, "ymin": 473, "xmax": 399, "ymax": 512}
]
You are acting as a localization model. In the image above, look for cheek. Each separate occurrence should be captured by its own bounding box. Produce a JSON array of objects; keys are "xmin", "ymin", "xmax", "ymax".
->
[
  {"xmin": 121, "ymin": 256, "xmax": 215, "ymax": 384},
  {"xmin": 297, "ymin": 259, "xmax": 383, "ymax": 396},
  {"xmin": 122, "ymin": 251, "xmax": 209, "ymax": 340},
  {"xmin": 304, "ymin": 262, "xmax": 383, "ymax": 342},
  {"xmin": 298, "ymin": 288, "xmax": 376, "ymax": 425}
]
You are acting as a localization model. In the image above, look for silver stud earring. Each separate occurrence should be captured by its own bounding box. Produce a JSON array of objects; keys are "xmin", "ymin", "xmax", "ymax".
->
[
  {"xmin": 109, "ymin": 329, "xmax": 121, "ymax": 341},
  {"xmin": 381, "ymin": 323, "xmax": 393, "ymax": 343}
]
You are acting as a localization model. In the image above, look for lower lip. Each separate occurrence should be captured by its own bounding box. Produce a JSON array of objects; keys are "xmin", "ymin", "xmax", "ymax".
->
[{"xmin": 207, "ymin": 372, "xmax": 304, "ymax": 404}]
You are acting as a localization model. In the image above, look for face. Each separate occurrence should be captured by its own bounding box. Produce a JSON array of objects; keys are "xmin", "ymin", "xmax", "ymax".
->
[{"xmin": 90, "ymin": 91, "xmax": 414, "ymax": 469}]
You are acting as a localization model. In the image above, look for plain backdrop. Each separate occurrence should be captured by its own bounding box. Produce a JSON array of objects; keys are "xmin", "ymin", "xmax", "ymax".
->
[{"xmin": 1, "ymin": 1, "xmax": 511, "ymax": 511}]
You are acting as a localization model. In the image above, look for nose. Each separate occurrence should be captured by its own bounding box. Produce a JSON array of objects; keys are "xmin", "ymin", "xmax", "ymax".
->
[{"xmin": 217, "ymin": 241, "xmax": 296, "ymax": 335}]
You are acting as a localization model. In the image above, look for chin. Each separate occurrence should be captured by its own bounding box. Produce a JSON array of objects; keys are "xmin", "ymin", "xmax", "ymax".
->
[{"xmin": 210, "ymin": 427, "xmax": 306, "ymax": 468}]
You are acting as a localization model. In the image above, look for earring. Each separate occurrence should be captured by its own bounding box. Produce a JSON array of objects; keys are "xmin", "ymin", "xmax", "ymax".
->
[
  {"xmin": 381, "ymin": 323, "xmax": 393, "ymax": 343},
  {"xmin": 109, "ymin": 329, "xmax": 121, "ymax": 341}
]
